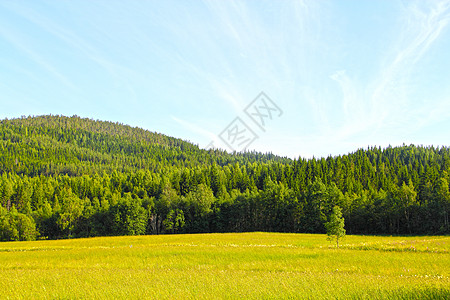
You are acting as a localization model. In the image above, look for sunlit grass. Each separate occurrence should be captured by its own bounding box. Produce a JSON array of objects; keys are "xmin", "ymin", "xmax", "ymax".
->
[{"xmin": 0, "ymin": 233, "xmax": 448, "ymax": 299}]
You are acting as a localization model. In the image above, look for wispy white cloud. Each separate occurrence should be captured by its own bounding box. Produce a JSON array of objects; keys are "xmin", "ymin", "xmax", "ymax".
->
[
  {"xmin": 1, "ymin": 0, "xmax": 449, "ymax": 158},
  {"xmin": 369, "ymin": 0, "xmax": 450, "ymax": 123},
  {"xmin": 191, "ymin": 0, "xmax": 323, "ymax": 135},
  {"xmin": 0, "ymin": 1, "xmax": 142, "ymax": 104},
  {"xmin": 0, "ymin": 24, "xmax": 77, "ymax": 90},
  {"xmin": 171, "ymin": 115, "xmax": 219, "ymax": 145},
  {"xmin": 325, "ymin": 0, "xmax": 450, "ymax": 147}
]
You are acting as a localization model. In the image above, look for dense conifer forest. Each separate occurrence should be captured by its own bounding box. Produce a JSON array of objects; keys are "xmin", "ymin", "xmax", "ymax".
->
[{"xmin": 0, "ymin": 115, "xmax": 449, "ymax": 241}]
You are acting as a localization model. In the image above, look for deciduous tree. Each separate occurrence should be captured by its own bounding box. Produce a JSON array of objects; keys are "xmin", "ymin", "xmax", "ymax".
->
[{"xmin": 325, "ymin": 206, "xmax": 346, "ymax": 248}]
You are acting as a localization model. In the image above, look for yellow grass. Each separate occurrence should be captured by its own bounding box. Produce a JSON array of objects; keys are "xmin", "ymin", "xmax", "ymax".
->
[{"xmin": 0, "ymin": 233, "xmax": 449, "ymax": 299}]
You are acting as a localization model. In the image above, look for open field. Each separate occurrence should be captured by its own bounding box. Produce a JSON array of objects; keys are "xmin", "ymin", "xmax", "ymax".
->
[{"xmin": 0, "ymin": 233, "xmax": 449, "ymax": 299}]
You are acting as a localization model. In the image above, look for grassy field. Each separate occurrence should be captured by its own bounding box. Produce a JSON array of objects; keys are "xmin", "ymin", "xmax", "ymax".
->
[{"xmin": 0, "ymin": 233, "xmax": 448, "ymax": 299}]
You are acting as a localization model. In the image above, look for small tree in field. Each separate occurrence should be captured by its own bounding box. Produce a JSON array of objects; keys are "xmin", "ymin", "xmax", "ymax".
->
[{"xmin": 325, "ymin": 206, "xmax": 345, "ymax": 248}]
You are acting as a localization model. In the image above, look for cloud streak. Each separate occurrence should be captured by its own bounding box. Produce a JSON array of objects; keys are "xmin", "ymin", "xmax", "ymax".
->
[
  {"xmin": 326, "ymin": 0, "xmax": 450, "ymax": 146},
  {"xmin": 0, "ymin": 24, "xmax": 76, "ymax": 91},
  {"xmin": 1, "ymin": 0, "xmax": 449, "ymax": 158}
]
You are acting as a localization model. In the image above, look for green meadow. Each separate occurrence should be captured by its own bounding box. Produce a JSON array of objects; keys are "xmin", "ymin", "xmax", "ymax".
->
[{"xmin": 0, "ymin": 233, "xmax": 448, "ymax": 299}]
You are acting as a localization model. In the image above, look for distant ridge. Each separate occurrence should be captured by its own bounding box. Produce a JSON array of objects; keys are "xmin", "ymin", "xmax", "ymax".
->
[{"xmin": 0, "ymin": 114, "xmax": 290, "ymax": 176}]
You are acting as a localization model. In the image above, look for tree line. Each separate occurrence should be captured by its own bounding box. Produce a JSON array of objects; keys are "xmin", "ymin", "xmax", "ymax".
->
[{"xmin": 0, "ymin": 115, "xmax": 449, "ymax": 241}]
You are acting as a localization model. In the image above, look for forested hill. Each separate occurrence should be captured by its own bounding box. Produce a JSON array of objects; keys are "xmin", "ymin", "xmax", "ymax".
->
[
  {"xmin": 0, "ymin": 115, "xmax": 449, "ymax": 241},
  {"xmin": 0, "ymin": 115, "xmax": 289, "ymax": 176}
]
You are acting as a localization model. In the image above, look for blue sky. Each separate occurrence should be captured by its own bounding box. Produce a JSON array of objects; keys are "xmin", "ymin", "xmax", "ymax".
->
[{"xmin": 1, "ymin": 0, "xmax": 450, "ymax": 159}]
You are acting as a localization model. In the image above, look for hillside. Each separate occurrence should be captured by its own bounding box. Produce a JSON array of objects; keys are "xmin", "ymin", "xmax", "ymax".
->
[
  {"xmin": 0, "ymin": 115, "xmax": 289, "ymax": 176},
  {"xmin": 0, "ymin": 115, "xmax": 449, "ymax": 241}
]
